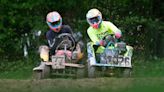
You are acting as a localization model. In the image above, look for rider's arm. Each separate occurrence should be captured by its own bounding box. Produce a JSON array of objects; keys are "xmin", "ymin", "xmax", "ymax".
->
[
  {"xmin": 106, "ymin": 21, "xmax": 122, "ymax": 38},
  {"xmin": 62, "ymin": 25, "xmax": 73, "ymax": 35},
  {"xmin": 87, "ymin": 27, "xmax": 99, "ymax": 44},
  {"xmin": 46, "ymin": 30, "xmax": 56, "ymax": 48}
]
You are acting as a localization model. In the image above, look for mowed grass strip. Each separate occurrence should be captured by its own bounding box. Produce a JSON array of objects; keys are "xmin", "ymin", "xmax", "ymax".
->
[{"xmin": 0, "ymin": 78, "xmax": 164, "ymax": 92}]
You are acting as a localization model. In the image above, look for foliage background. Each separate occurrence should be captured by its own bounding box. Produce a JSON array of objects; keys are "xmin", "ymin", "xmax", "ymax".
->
[
  {"xmin": 0, "ymin": 0, "xmax": 164, "ymax": 62},
  {"xmin": 0, "ymin": 1, "xmax": 164, "ymax": 92}
]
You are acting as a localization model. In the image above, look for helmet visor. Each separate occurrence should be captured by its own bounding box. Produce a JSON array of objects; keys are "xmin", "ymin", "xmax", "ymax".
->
[
  {"xmin": 50, "ymin": 20, "xmax": 61, "ymax": 28},
  {"xmin": 89, "ymin": 16, "xmax": 100, "ymax": 24}
]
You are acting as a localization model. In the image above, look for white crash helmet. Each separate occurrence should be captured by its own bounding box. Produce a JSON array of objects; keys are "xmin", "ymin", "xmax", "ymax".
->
[{"xmin": 86, "ymin": 8, "xmax": 102, "ymax": 29}]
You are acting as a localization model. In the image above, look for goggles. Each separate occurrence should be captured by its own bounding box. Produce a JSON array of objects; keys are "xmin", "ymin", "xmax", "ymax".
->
[{"xmin": 89, "ymin": 16, "xmax": 100, "ymax": 24}]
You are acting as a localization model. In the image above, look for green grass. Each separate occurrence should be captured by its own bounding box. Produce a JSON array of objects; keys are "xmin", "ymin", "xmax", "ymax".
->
[
  {"xmin": 132, "ymin": 58, "xmax": 164, "ymax": 77},
  {"xmin": 0, "ymin": 58, "xmax": 36, "ymax": 79},
  {"xmin": 0, "ymin": 78, "xmax": 164, "ymax": 92},
  {"xmin": 0, "ymin": 58, "xmax": 164, "ymax": 92},
  {"xmin": 0, "ymin": 59, "xmax": 164, "ymax": 79},
  {"xmin": 1, "ymin": 58, "xmax": 164, "ymax": 79}
]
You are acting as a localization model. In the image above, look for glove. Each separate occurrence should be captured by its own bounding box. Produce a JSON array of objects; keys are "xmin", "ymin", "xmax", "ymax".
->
[
  {"xmin": 115, "ymin": 32, "xmax": 121, "ymax": 39},
  {"xmin": 96, "ymin": 40, "xmax": 106, "ymax": 46}
]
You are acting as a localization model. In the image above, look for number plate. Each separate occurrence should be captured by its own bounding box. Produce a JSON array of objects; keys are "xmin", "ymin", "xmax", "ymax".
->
[
  {"xmin": 51, "ymin": 55, "xmax": 65, "ymax": 69},
  {"xmin": 107, "ymin": 55, "xmax": 132, "ymax": 67}
]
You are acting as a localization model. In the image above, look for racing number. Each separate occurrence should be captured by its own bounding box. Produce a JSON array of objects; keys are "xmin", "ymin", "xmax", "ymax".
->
[
  {"xmin": 112, "ymin": 56, "xmax": 130, "ymax": 65},
  {"xmin": 124, "ymin": 57, "xmax": 130, "ymax": 65}
]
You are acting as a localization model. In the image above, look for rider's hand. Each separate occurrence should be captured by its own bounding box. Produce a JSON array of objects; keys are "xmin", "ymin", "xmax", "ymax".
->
[
  {"xmin": 96, "ymin": 40, "xmax": 106, "ymax": 46},
  {"xmin": 115, "ymin": 32, "xmax": 122, "ymax": 39}
]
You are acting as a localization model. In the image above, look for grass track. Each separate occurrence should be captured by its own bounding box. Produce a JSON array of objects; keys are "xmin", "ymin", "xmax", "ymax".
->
[
  {"xmin": 1, "ymin": 58, "xmax": 164, "ymax": 92},
  {"xmin": 0, "ymin": 78, "xmax": 164, "ymax": 92}
]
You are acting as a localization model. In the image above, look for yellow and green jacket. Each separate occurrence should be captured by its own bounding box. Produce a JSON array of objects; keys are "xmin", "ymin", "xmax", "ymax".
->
[{"xmin": 87, "ymin": 21, "xmax": 121, "ymax": 53}]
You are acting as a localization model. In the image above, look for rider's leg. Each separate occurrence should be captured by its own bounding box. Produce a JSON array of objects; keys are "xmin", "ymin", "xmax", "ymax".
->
[
  {"xmin": 71, "ymin": 41, "xmax": 84, "ymax": 63},
  {"xmin": 95, "ymin": 53, "xmax": 101, "ymax": 63},
  {"xmin": 93, "ymin": 45, "xmax": 101, "ymax": 63},
  {"xmin": 39, "ymin": 45, "xmax": 49, "ymax": 62},
  {"xmin": 75, "ymin": 41, "xmax": 84, "ymax": 60},
  {"xmin": 33, "ymin": 45, "xmax": 49, "ymax": 70}
]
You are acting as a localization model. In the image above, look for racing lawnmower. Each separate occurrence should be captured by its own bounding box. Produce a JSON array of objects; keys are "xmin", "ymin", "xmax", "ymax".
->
[
  {"xmin": 87, "ymin": 35, "xmax": 133, "ymax": 78},
  {"xmin": 33, "ymin": 33, "xmax": 85, "ymax": 79}
]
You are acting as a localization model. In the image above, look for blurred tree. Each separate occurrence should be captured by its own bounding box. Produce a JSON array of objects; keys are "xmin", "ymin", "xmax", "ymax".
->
[{"xmin": 0, "ymin": 0, "xmax": 163, "ymax": 61}]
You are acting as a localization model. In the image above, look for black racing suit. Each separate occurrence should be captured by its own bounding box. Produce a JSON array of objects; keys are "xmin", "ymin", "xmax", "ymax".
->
[{"xmin": 46, "ymin": 25, "xmax": 74, "ymax": 55}]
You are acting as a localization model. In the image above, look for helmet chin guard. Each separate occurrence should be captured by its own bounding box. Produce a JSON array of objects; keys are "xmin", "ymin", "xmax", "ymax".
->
[
  {"xmin": 92, "ymin": 23, "xmax": 99, "ymax": 29},
  {"xmin": 51, "ymin": 26, "xmax": 61, "ymax": 32}
]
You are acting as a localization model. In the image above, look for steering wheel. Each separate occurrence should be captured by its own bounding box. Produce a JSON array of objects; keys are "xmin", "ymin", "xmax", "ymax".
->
[
  {"xmin": 102, "ymin": 34, "xmax": 117, "ymax": 47},
  {"xmin": 55, "ymin": 33, "xmax": 76, "ymax": 51}
]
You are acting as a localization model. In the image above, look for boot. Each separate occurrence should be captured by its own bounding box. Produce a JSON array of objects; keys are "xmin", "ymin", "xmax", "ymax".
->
[{"xmin": 33, "ymin": 62, "xmax": 46, "ymax": 71}]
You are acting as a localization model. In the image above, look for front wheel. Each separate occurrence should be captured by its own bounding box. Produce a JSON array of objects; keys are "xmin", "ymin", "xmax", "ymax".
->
[
  {"xmin": 43, "ymin": 65, "xmax": 51, "ymax": 78},
  {"xmin": 87, "ymin": 60, "xmax": 96, "ymax": 78},
  {"xmin": 76, "ymin": 68, "xmax": 85, "ymax": 78},
  {"xmin": 122, "ymin": 68, "xmax": 132, "ymax": 77},
  {"xmin": 33, "ymin": 65, "xmax": 51, "ymax": 79},
  {"xmin": 33, "ymin": 70, "xmax": 43, "ymax": 79}
]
